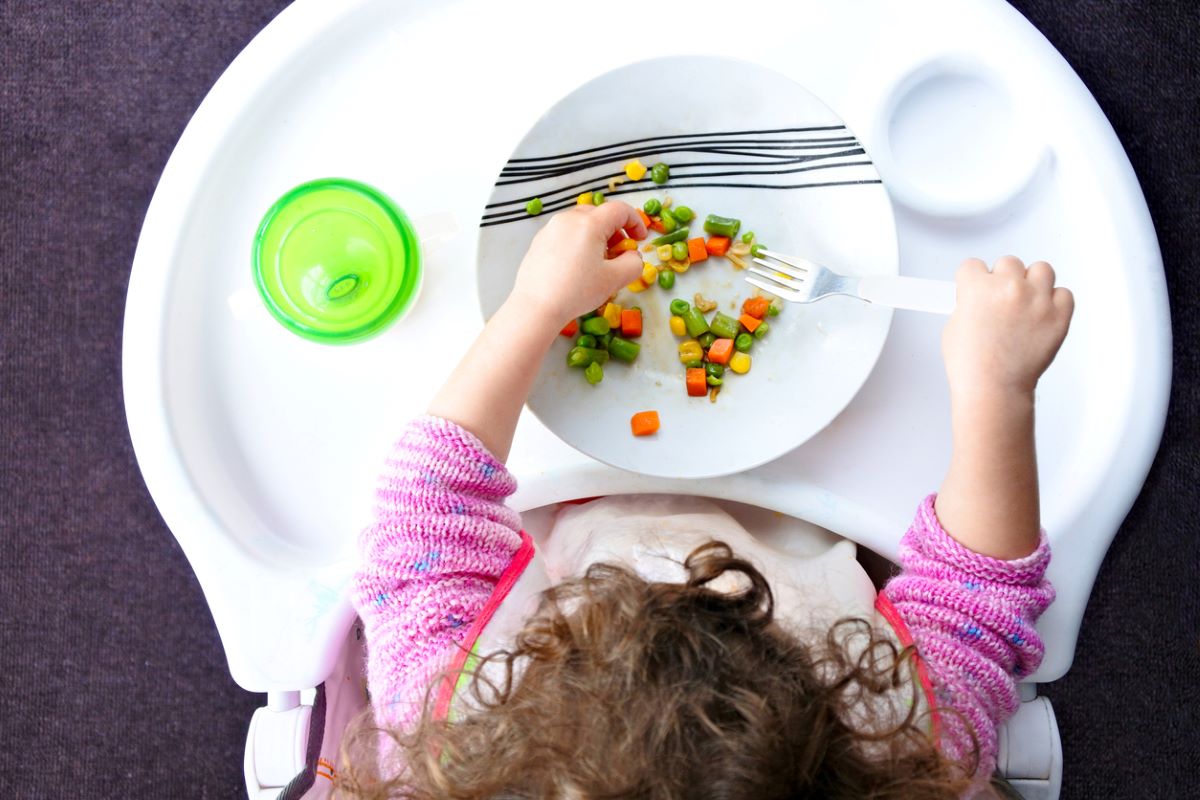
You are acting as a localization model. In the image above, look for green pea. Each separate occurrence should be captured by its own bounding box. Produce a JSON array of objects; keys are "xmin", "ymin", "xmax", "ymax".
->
[
  {"xmin": 683, "ymin": 359, "xmax": 703, "ymax": 369},
  {"xmin": 705, "ymin": 363, "xmax": 725, "ymax": 378},
  {"xmin": 643, "ymin": 198, "xmax": 662, "ymax": 216},
  {"xmin": 657, "ymin": 269, "xmax": 675, "ymax": 290},
  {"xmin": 735, "ymin": 333, "xmax": 754, "ymax": 352},
  {"xmin": 576, "ymin": 334, "xmax": 597, "ymax": 349},
  {"xmin": 671, "ymin": 241, "xmax": 688, "ymax": 261},
  {"xmin": 650, "ymin": 162, "xmax": 670, "ymax": 185},
  {"xmin": 659, "ymin": 209, "xmax": 678, "ymax": 234},
  {"xmin": 673, "ymin": 206, "xmax": 694, "ymax": 223},
  {"xmin": 741, "ymin": 231, "xmax": 754, "ymax": 244},
  {"xmin": 592, "ymin": 191, "xmax": 605, "ymax": 205},
  {"xmin": 585, "ymin": 361, "xmax": 604, "ymax": 385},
  {"xmin": 525, "ymin": 197, "xmax": 543, "ymax": 215},
  {"xmin": 669, "ymin": 299, "xmax": 690, "ymax": 316},
  {"xmin": 753, "ymin": 321, "xmax": 770, "ymax": 340},
  {"xmin": 698, "ymin": 332, "xmax": 717, "ymax": 349},
  {"xmin": 766, "ymin": 303, "xmax": 780, "ymax": 317},
  {"xmin": 706, "ymin": 375, "xmax": 723, "ymax": 386}
]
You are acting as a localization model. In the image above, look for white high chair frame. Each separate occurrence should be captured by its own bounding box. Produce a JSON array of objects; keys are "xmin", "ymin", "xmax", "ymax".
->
[{"xmin": 122, "ymin": 2, "xmax": 1169, "ymax": 799}]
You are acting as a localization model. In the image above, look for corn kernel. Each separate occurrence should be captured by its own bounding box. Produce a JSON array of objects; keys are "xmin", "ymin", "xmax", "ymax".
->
[
  {"xmin": 625, "ymin": 159, "xmax": 648, "ymax": 181},
  {"xmin": 603, "ymin": 302, "xmax": 622, "ymax": 329},
  {"xmin": 626, "ymin": 280, "xmax": 647, "ymax": 293},
  {"xmin": 669, "ymin": 315, "xmax": 687, "ymax": 336},
  {"xmin": 641, "ymin": 263, "xmax": 657, "ymax": 285},
  {"xmin": 678, "ymin": 340, "xmax": 703, "ymax": 363},
  {"xmin": 656, "ymin": 244, "xmax": 673, "ymax": 262},
  {"xmin": 577, "ymin": 192, "xmax": 593, "ymax": 205},
  {"xmin": 729, "ymin": 352, "xmax": 752, "ymax": 374},
  {"xmin": 674, "ymin": 259, "xmax": 690, "ymax": 274}
]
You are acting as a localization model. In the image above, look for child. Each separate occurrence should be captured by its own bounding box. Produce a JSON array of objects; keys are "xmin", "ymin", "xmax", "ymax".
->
[{"xmin": 340, "ymin": 201, "xmax": 1074, "ymax": 798}]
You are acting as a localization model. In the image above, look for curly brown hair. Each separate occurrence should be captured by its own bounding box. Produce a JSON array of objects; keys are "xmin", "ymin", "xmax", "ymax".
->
[{"xmin": 337, "ymin": 541, "xmax": 978, "ymax": 799}]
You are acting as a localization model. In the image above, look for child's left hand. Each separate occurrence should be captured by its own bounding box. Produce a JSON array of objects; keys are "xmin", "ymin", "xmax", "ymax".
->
[{"xmin": 507, "ymin": 201, "xmax": 647, "ymax": 328}]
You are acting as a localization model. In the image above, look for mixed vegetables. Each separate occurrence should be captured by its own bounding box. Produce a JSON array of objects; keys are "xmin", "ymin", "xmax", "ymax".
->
[{"xmin": 544, "ymin": 159, "xmax": 782, "ymax": 434}]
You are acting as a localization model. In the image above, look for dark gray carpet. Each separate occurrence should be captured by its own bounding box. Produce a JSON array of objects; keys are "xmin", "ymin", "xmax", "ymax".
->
[{"xmin": 1, "ymin": 1, "xmax": 1195, "ymax": 797}]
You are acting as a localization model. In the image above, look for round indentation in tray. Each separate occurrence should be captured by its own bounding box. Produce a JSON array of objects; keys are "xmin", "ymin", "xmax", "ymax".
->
[{"xmin": 874, "ymin": 56, "xmax": 1047, "ymax": 218}]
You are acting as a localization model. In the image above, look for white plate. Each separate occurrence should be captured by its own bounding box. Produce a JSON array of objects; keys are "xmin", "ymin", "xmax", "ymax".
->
[{"xmin": 477, "ymin": 56, "xmax": 897, "ymax": 478}]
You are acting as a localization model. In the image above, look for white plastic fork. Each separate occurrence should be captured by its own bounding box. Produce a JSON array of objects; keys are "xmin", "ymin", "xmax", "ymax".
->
[{"xmin": 746, "ymin": 249, "xmax": 956, "ymax": 314}]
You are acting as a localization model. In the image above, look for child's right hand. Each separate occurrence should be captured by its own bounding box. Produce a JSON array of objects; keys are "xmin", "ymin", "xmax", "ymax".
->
[
  {"xmin": 507, "ymin": 201, "xmax": 647, "ymax": 328},
  {"xmin": 942, "ymin": 256, "xmax": 1074, "ymax": 401}
]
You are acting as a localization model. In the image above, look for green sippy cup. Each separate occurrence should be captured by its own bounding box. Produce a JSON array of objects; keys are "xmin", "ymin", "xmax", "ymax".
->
[{"xmin": 252, "ymin": 178, "xmax": 421, "ymax": 344}]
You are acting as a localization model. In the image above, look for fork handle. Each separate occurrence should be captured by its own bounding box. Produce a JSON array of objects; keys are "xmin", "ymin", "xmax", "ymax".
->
[{"xmin": 856, "ymin": 276, "xmax": 956, "ymax": 315}]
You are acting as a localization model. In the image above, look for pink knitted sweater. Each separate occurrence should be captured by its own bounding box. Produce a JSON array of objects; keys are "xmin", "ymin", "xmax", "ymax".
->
[{"xmin": 353, "ymin": 416, "xmax": 1054, "ymax": 779}]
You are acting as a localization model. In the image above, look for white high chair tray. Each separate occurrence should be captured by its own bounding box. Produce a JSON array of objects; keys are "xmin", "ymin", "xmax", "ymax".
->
[{"xmin": 122, "ymin": 0, "xmax": 1169, "ymax": 693}]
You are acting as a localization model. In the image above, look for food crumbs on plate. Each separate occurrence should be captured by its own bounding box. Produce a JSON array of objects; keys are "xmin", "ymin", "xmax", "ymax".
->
[{"xmin": 630, "ymin": 410, "xmax": 660, "ymax": 437}]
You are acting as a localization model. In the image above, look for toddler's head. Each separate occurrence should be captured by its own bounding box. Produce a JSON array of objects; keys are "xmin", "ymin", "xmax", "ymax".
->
[{"xmin": 341, "ymin": 542, "xmax": 976, "ymax": 799}]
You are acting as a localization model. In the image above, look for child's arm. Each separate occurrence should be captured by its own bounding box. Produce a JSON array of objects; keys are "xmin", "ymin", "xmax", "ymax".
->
[
  {"xmin": 935, "ymin": 256, "xmax": 1074, "ymax": 559},
  {"xmin": 427, "ymin": 201, "xmax": 646, "ymax": 461},
  {"xmin": 883, "ymin": 256, "xmax": 1073, "ymax": 778},
  {"xmin": 353, "ymin": 203, "xmax": 645, "ymax": 729}
]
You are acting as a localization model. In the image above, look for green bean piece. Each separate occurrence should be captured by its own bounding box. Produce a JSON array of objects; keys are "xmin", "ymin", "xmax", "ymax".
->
[
  {"xmin": 671, "ymin": 241, "xmax": 688, "ymax": 261},
  {"xmin": 683, "ymin": 358, "xmax": 704, "ymax": 369},
  {"xmin": 608, "ymin": 336, "xmax": 641, "ymax": 363},
  {"xmin": 706, "ymin": 375, "xmax": 723, "ymax": 386},
  {"xmin": 673, "ymin": 205, "xmax": 694, "ymax": 223},
  {"xmin": 592, "ymin": 191, "xmax": 605, "ymax": 205},
  {"xmin": 705, "ymin": 363, "xmax": 725, "ymax": 378},
  {"xmin": 741, "ymin": 231, "xmax": 754, "ymax": 244},
  {"xmin": 702, "ymin": 214, "xmax": 741, "ymax": 239},
  {"xmin": 567, "ymin": 347, "xmax": 609, "ymax": 368},
  {"xmin": 753, "ymin": 321, "xmax": 770, "ymax": 340},
  {"xmin": 669, "ymin": 299, "xmax": 690, "ymax": 316},
  {"xmin": 643, "ymin": 198, "xmax": 662, "ymax": 216},
  {"xmin": 681, "ymin": 307, "xmax": 709, "ymax": 338},
  {"xmin": 651, "ymin": 228, "xmax": 690, "ymax": 246},
  {"xmin": 766, "ymin": 303, "xmax": 780, "ymax": 317},
  {"xmin": 735, "ymin": 333, "xmax": 754, "ymax": 352},
  {"xmin": 581, "ymin": 311, "xmax": 597, "ymax": 320},
  {"xmin": 576, "ymin": 334, "xmax": 597, "ymax": 349},
  {"xmin": 698, "ymin": 332, "xmax": 717, "ymax": 350},
  {"xmin": 581, "ymin": 316, "xmax": 610, "ymax": 336},
  {"xmin": 709, "ymin": 312, "xmax": 740, "ymax": 340},
  {"xmin": 525, "ymin": 197, "xmax": 543, "ymax": 215},
  {"xmin": 750, "ymin": 243, "xmax": 766, "ymax": 257},
  {"xmin": 598, "ymin": 332, "xmax": 613, "ymax": 350},
  {"xmin": 584, "ymin": 361, "xmax": 604, "ymax": 385},
  {"xmin": 650, "ymin": 162, "xmax": 670, "ymax": 184}
]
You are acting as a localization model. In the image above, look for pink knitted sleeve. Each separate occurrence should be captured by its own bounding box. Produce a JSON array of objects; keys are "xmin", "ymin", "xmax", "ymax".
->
[
  {"xmin": 881, "ymin": 494, "xmax": 1055, "ymax": 780},
  {"xmin": 352, "ymin": 415, "xmax": 523, "ymax": 731}
]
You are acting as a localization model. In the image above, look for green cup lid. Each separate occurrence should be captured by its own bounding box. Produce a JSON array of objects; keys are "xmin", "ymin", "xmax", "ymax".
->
[{"xmin": 253, "ymin": 178, "xmax": 421, "ymax": 344}]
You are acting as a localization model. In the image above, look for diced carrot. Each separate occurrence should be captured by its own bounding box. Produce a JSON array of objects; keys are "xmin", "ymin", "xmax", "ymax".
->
[
  {"xmin": 686, "ymin": 368, "xmax": 708, "ymax": 397},
  {"xmin": 742, "ymin": 297, "xmax": 771, "ymax": 319},
  {"xmin": 687, "ymin": 237, "xmax": 708, "ymax": 263},
  {"xmin": 707, "ymin": 338, "xmax": 734, "ymax": 365},
  {"xmin": 636, "ymin": 209, "xmax": 652, "ymax": 231},
  {"xmin": 560, "ymin": 319, "xmax": 579, "ymax": 337},
  {"xmin": 607, "ymin": 230, "xmax": 626, "ymax": 249},
  {"xmin": 739, "ymin": 314, "xmax": 762, "ymax": 333},
  {"xmin": 649, "ymin": 217, "xmax": 666, "ymax": 234},
  {"xmin": 620, "ymin": 308, "xmax": 643, "ymax": 338},
  {"xmin": 630, "ymin": 410, "xmax": 660, "ymax": 436},
  {"xmin": 705, "ymin": 236, "xmax": 731, "ymax": 256}
]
